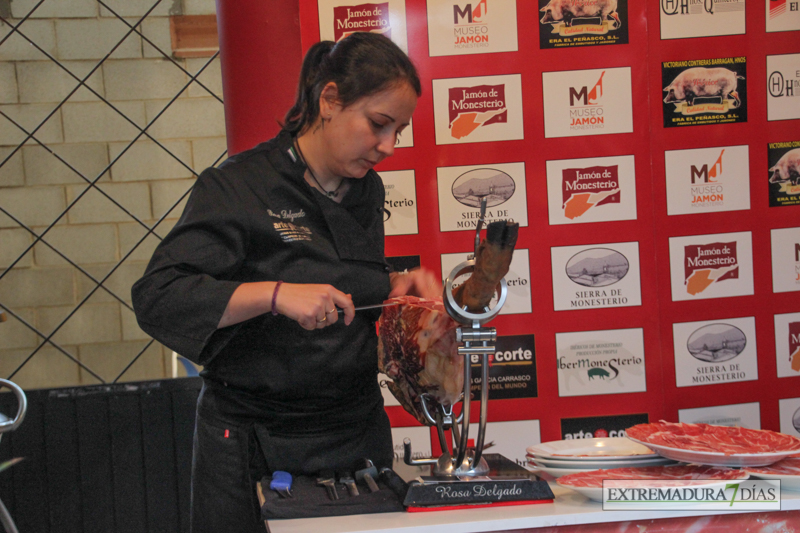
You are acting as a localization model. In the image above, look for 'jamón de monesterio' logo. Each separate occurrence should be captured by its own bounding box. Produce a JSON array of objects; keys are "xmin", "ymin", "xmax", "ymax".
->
[
  {"xmin": 333, "ymin": 3, "xmax": 391, "ymax": 42},
  {"xmin": 561, "ymin": 165, "xmax": 620, "ymax": 219},
  {"xmin": 683, "ymin": 241, "xmax": 738, "ymax": 295},
  {"xmin": 789, "ymin": 321, "xmax": 800, "ymax": 372},
  {"xmin": 448, "ymin": 84, "xmax": 507, "ymax": 139}
]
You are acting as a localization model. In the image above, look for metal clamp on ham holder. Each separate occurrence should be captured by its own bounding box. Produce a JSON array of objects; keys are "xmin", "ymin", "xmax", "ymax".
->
[{"xmin": 399, "ymin": 199, "xmax": 554, "ymax": 508}]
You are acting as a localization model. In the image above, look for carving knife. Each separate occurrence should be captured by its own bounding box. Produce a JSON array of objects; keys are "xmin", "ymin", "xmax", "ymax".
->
[{"xmin": 338, "ymin": 302, "xmax": 401, "ymax": 314}]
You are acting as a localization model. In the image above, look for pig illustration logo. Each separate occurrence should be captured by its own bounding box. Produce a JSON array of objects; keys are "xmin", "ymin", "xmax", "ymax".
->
[
  {"xmin": 587, "ymin": 367, "xmax": 610, "ymax": 380},
  {"xmin": 769, "ymin": 148, "xmax": 800, "ymax": 186},
  {"xmin": 540, "ymin": 0, "xmax": 621, "ymax": 29},
  {"xmin": 686, "ymin": 323, "xmax": 746, "ymax": 363},
  {"xmin": 663, "ymin": 67, "xmax": 745, "ymax": 109},
  {"xmin": 451, "ymin": 168, "xmax": 515, "ymax": 208}
]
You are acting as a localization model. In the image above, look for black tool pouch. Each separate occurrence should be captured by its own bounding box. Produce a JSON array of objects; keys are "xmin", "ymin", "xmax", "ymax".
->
[{"xmin": 259, "ymin": 472, "xmax": 407, "ymax": 519}]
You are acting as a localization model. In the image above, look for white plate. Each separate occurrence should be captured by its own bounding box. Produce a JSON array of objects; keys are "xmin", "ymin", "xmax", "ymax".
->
[
  {"xmin": 627, "ymin": 436, "xmax": 798, "ymax": 468},
  {"xmin": 744, "ymin": 471, "xmax": 800, "ymax": 492},
  {"xmin": 526, "ymin": 437, "xmax": 657, "ymax": 461},
  {"xmin": 526, "ymin": 462, "xmax": 599, "ymax": 479},
  {"xmin": 530, "ymin": 455, "xmax": 677, "ymax": 469}
]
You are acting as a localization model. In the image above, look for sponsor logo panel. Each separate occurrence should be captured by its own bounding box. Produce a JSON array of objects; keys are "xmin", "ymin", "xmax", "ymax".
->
[
  {"xmin": 441, "ymin": 249, "xmax": 532, "ymax": 315},
  {"xmin": 770, "ymin": 227, "xmax": 800, "ymax": 293},
  {"xmin": 437, "ymin": 162, "xmax": 528, "ymax": 232},
  {"xmin": 546, "ymin": 155, "xmax": 637, "ymax": 225},
  {"xmin": 660, "ymin": 0, "xmax": 745, "ymax": 40},
  {"xmin": 767, "ymin": 0, "xmax": 800, "ymax": 33},
  {"xmin": 768, "ymin": 141, "xmax": 800, "ymax": 207},
  {"xmin": 672, "ymin": 316, "xmax": 758, "ymax": 388},
  {"xmin": 538, "ymin": 0, "xmax": 629, "ymax": 49},
  {"xmin": 662, "ymin": 57, "xmax": 748, "ymax": 128},
  {"xmin": 381, "ymin": 170, "xmax": 418, "ymax": 236},
  {"xmin": 542, "ymin": 67, "xmax": 633, "ymax": 138},
  {"xmin": 555, "ymin": 328, "xmax": 646, "ymax": 397},
  {"xmin": 433, "ymin": 74, "xmax": 524, "ymax": 145},
  {"xmin": 551, "ymin": 241, "xmax": 642, "ymax": 311},
  {"xmin": 561, "ymin": 413, "xmax": 649, "ymax": 440},
  {"xmin": 318, "ymin": 0, "xmax": 408, "ymax": 52},
  {"xmin": 774, "ymin": 311, "xmax": 800, "ymax": 378},
  {"xmin": 778, "ymin": 397, "xmax": 800, "ymax": 438},
  {"xmin": 664, "ymin": 145, "xmax": 750, "ymax": 215},
  {"xmin": 668, "ymin": 232, "xmax": 754, "ymax": 301},
  {"xmin": 767, "ymin": 53, "xmax": 800, "ymax": 121},
  {"xmin": 427, "ymin": 0, "xmax": 519, "ymax": 57},
  {"xmin": 469, "ymin": 334, "xmax": 538, "ymax": 400},
  {"xmin": 678, "ymin": 401, "xmax": 761, "ymax": 429}
]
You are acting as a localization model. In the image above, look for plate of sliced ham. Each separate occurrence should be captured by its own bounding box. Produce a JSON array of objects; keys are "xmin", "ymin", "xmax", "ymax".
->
[
  {"xmin": 744, "ymin": 456, "xmax": 800, "ymax": 491},
  {"xmin": 626, "ymin": 421, "xmax": 800, "ymax": 467},
  {"xmin": 526, "ymin": 437, "xmax": 657, "ymax": 461},
  {"xmin": 557, "ymin": 464, "xmax": 749, "ymax": 502}
]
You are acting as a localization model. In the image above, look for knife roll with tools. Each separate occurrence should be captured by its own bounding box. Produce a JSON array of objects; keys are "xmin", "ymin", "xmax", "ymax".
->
[{"xmin": 258, "ymin": 460, "xmax": 408, "ymax": 519}]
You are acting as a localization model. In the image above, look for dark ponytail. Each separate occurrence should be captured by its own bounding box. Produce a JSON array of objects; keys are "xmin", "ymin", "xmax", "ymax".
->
[{"xmin": 283, "ymin": 32, "xmax": 421, "ymax": 135}]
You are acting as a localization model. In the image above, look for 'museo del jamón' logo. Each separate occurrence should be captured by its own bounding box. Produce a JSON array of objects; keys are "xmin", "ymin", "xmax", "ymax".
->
[
  {"xmin": 561, "ymin": 165, "xmax": 620, "ymax": 219},
  {"xmin": 448, "ymin": 84, "xmax": 507, "ymax": 139},
  {"xmin": 333, "ymin": 3, "xmax": 391, "ymax": 42},
  {"xmin": 683, "ymin": 241, "xmax": 738, "ymax": 295},
  {"xmin": 569, "ymin": 71, "xmax": 606, "ymax": 131},
  {"xmin": 789, "ymin": 322, "xmax": 800, "ymax": 373},
  {"xmin": 453, "ymin": 0, "xmax": 489, "ymax": 48}
]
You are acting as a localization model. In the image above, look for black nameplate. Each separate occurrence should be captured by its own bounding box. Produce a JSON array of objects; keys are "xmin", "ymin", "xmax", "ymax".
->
[{"xmin": 401, "ymin": 454, "xmax": 554, "ymax": 507}]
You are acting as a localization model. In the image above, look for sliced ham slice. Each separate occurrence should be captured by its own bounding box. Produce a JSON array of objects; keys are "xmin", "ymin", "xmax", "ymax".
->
[
  {"xmin": 558, "ymin": 464, "xmax": 748, "ymax": 488},
  {"xmin": 745, "ymin": 456, "xmax": 800, "ymax": 476},
  {"xmin": 627, "ymin": 421, "xmax": 800, "ymax": 455}
]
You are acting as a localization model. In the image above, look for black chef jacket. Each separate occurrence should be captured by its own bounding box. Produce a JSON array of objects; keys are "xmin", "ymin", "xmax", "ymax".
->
[{"xmin": 131, "ymin": 130, "xmax": 392, "ymax": 436}]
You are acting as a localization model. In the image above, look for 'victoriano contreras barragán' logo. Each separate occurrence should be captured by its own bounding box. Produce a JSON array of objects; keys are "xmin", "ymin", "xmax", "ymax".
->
[
  {"xmin": 333, "ymin": 3, "xmax": 391, "ymax": 42},
  {"xmin": 663, "ymin": 67, "xmax": 744, "ymax": 115},
  {"xmin": 561, "ymin": 165, "xmax": 620, "ymax": 219},
  {"xmin": 448, "ymin": 84, "xmax": 507, "ymax": 139},
  {"xmin": 541, "ymin": 0, "xmax": 622, "ymax": 36},
  {"xmin": 683, "ymin": 241, "xmax": 738, "ymax": 295}
]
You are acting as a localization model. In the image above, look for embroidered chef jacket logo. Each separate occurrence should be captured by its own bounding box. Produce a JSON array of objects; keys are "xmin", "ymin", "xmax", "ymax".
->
[
  {"xmin": 453, "ymin": 0, "xmax": 489, "ymax": 48},
  {"xmin": 683, "ymin": 241, "xmax": 738, "ymax": 295},
  {"xmin": 267, "ymin": 208, "xmax": 306, "ymax": 222},
  {"xmin": 448, "ymin": 84, "xmax": 507, "ymax": 139},
  {"xmin": 273, "ymin": 221, "xmax": 312, "ymax": 242},
  {"xmin": 561, "ymin": 165, "xmax": 619, "ymax": 219},
  {"xmin": 333, "ymin": 2, "xmax": 391, "ymax": 41}
]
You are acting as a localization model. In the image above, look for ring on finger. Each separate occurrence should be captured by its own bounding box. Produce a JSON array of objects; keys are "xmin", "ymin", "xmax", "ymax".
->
[
  {"xmin": 317, "ymin": 316, "xmax": 327, "ymax": 323},
  {"xmin": 326, "ymin": 308, "xmax": 336, "ymax": 315}
]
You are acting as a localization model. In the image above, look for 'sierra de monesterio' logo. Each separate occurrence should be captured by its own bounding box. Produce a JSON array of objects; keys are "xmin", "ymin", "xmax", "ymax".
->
[
  {"xmin": 333, "ymin": 3, "xmax": 391, "ymax": 42},
  {"xmin": 448, "ymin": 84, "xmax": 507, "ymax": 139},
  {"xmin": 683, "ymin": 241, "xmax": 738, "ymax": 295}
]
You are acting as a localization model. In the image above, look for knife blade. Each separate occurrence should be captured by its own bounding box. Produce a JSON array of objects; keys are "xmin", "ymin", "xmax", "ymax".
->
[{"xmin": 337, "ymin": 302, "xmax": 401, "ymax": 314}]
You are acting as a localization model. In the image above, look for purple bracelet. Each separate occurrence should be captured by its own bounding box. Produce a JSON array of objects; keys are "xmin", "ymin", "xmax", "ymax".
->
[{"xmin": 271, "ymin": 281, "xmax": 283, "ymax": 316}]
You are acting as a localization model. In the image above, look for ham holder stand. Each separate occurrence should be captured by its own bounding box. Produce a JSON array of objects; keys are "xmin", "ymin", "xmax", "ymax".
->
[{"xmin": 400, "ymin": 199, "xmax": 554, "ymax": 508}]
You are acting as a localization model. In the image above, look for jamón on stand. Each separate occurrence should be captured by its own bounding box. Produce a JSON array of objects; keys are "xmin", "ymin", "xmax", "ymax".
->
[{"xmin": 377, "ymin": 221, "xmax": 520, "ymax": 424}]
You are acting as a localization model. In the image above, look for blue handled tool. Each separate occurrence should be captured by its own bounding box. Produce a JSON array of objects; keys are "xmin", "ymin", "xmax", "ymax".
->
[{"xmin": 269, "ymin": 471, "xmax": 293, "ymax": 498}]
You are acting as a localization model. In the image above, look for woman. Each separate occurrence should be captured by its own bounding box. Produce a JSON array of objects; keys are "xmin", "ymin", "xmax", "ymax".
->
[{"xmin": 132, "ymin": 32, "xmax": 438, "ymax": 532}]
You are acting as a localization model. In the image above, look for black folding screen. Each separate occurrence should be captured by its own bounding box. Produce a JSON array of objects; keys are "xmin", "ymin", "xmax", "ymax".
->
[{"xmin": 0, "ymin": 378, "xmax": 201, "ymax": 533}]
